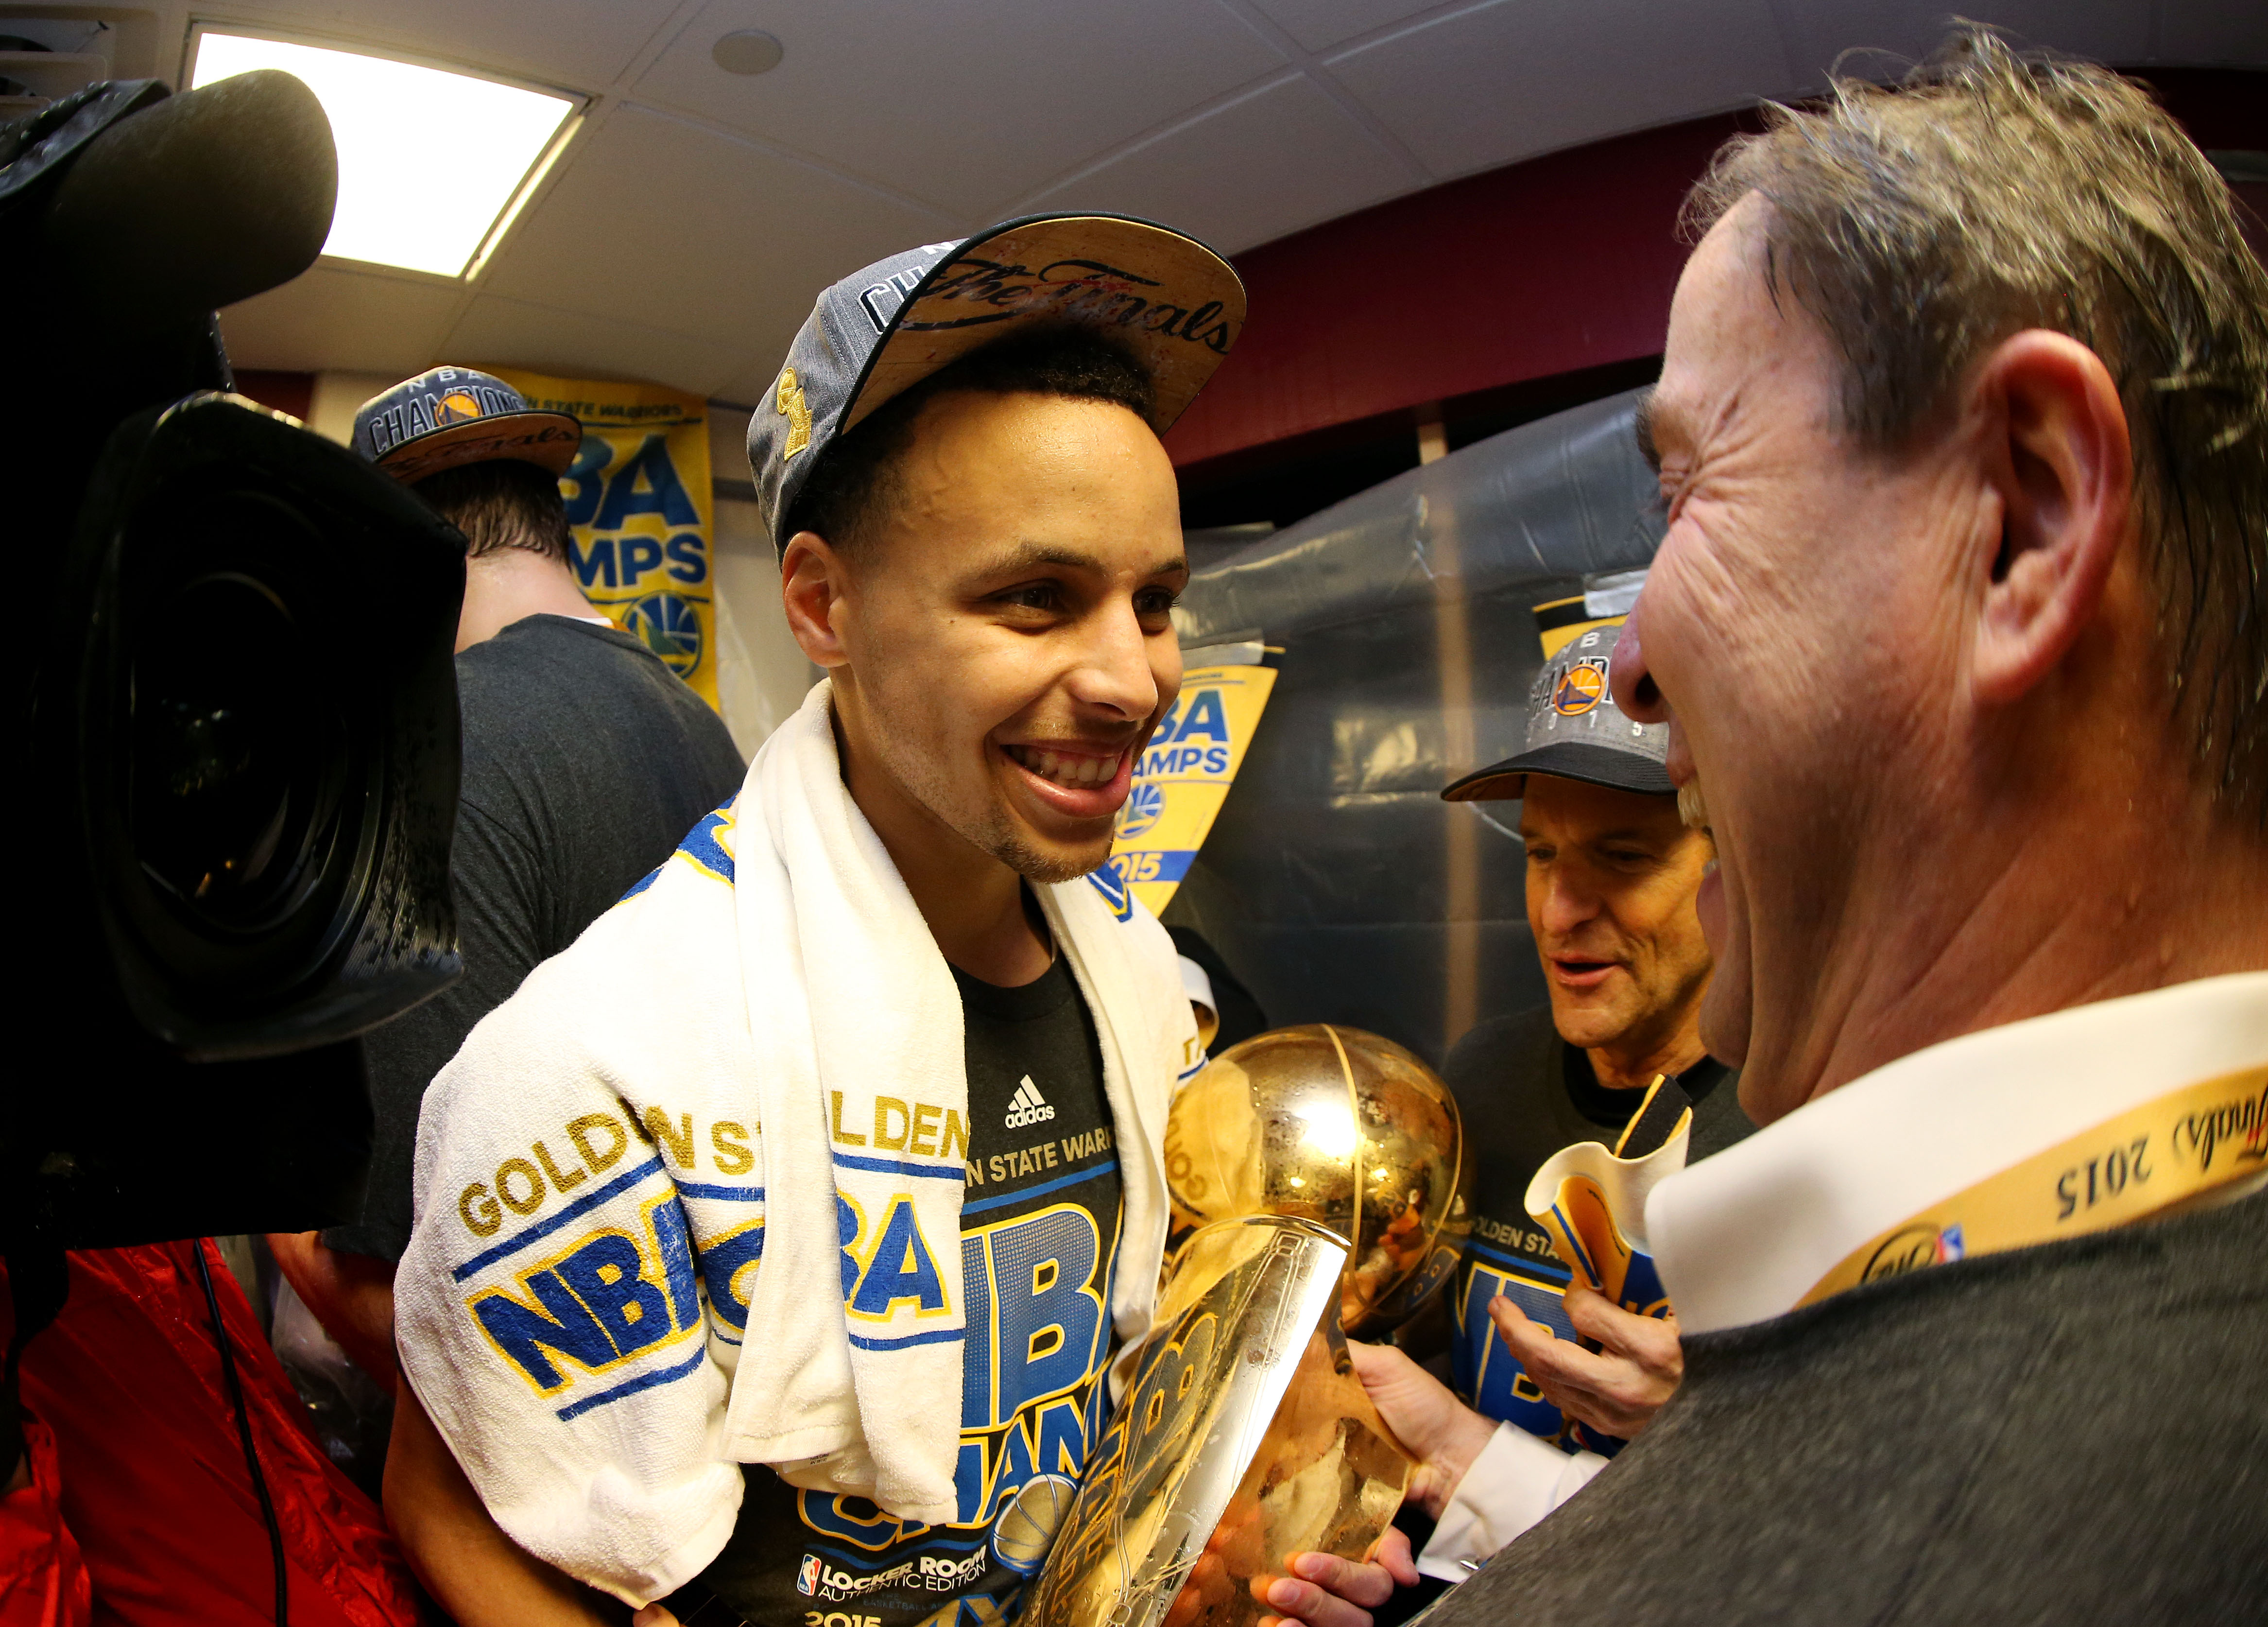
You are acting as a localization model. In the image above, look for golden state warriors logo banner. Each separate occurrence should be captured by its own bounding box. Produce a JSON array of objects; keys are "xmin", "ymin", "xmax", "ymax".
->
[
  {"xmin": 1104, "ymin": 660, "xmax": 1276, "ymax": 917},
  {"xmin": 490, "ymin": 367, "xmax": 720, "ymax": 709}
]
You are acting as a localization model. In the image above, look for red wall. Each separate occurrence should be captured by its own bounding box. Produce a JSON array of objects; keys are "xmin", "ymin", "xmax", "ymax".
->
[
  {"xmin": 1163, "ymin": 114, "xmax": 1738, "ymax": 469},
  {"xmin": 1168, "ymin": 68, "xmax": 2267, "ymax": 474}
]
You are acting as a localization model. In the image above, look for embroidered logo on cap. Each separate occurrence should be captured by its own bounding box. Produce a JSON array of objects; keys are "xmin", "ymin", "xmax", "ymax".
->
[
  {"xmin": 776, "ymin": 367, "xmax": 812, "ymax": 460},
  {"xmin": 1552, "ymin": 659, "xmax": 1609, "ymax": 715}
]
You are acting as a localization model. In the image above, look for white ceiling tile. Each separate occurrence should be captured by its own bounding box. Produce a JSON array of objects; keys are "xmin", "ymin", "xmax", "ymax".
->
[
  {"xmin": 217, "ymin": 264, "xmax": 464, "ymax": 375},
  {"xmin": 629, "ymin": 0, "xmax": 1289, "ymax": 217},
  {"xmin": 1326, "ymin": 0, "xmax": 1795, "ymax": 178},
  {"xmin": 1772, "ymin": 3, "xmax": 2154, "ymax": 92},
  {"xmin": 193, "ymin": 0, "xmax": 672, "ymax": 90},
  {"xmin": 475, "ymin": 104, "xmax": 956, "ymax": 376},
  {"xmin": 1020, "ymin": 75, "xmax": 1414, "ymax": 255},
  {"xmin": 442, "ymin": 293, "xmax": 749, "ymax": 398},
  {"xmin": 2157, "ymin": 4, "xmax": 2268, "ymax": 65},
  {"xmin": 1243, "ymin": 0, "xmax": 1449, "ymax": 55}
]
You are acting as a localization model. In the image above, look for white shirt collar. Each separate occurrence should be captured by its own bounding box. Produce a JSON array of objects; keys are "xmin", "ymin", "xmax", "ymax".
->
[{"xmin": 1647, "ymin": 971, "xmax": 2268, "ymax": 1335}]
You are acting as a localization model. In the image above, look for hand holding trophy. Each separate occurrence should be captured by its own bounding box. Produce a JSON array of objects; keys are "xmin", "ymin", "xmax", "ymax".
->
[{"xmin": 1024, "ymin": 1026, "xmax": 1472, "ymax": 1627}]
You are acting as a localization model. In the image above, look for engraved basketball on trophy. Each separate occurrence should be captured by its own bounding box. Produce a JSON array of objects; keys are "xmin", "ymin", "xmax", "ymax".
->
[
  {"xmin": 1163, "ymin": 1024, "xmax": 1473, "ymax": 1337},
  {"xmin": 1022, "ymin": 1027, "xmax": 1470, "ymax": 1627}
]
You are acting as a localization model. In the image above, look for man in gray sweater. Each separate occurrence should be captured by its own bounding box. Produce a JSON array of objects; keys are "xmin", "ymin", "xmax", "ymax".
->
[{"xmin": 1266, "ymin": 30, "xmax": 2268, "ymax": 1627}]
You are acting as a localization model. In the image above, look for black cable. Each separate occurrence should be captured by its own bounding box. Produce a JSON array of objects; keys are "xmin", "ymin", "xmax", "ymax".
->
[{"xmin": 195, "ymin": 1242, "xmax": 289, "ymax": 1625}]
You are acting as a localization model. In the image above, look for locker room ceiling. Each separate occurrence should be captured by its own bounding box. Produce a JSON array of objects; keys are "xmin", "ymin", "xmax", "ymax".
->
[{"xmin": 122, "ymin": 0, "xmax": 2268, "ymax": 403}]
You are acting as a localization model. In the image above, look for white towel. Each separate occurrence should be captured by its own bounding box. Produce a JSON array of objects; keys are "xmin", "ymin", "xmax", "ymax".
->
[{"xmin": 395, "ymin": 680, "xmax": 1201, "ymax": 1605}]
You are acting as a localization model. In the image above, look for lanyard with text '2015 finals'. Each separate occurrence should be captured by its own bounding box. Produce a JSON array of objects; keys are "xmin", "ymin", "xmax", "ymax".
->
[{"xmin": 1797, "ymin": 1062, "xmax": 2268, "ymax": 1308}]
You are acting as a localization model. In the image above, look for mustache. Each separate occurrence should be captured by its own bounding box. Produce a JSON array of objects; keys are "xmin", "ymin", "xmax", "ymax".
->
[
  {"xmin": 1546, "ymin": 931, "xmax": 1633, "ymax": 963},
  {"xmin": 1678, "ymin": 779, "xmax": 1711, "ymax": 834}
]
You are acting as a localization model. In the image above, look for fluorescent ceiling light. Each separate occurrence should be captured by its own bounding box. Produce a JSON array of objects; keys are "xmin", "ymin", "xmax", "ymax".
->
[{"xmin": 189, "ymin": 31, "xmax": 576, "ymax": 278}]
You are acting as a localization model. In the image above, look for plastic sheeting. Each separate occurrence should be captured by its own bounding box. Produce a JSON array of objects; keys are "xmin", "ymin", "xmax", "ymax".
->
[{"xmin": 1166, "ymin": 388, "xmax": 1663, "ymax": 1069}]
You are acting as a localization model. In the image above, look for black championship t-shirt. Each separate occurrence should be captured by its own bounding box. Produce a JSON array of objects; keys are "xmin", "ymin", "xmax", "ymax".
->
[
  {"xmin": 1443, "ymin": 1004, "xmax": 1753, "ymax": 1453},
  {"xmin": 675, "ymin": 956, "xmax": 1124, "ymax": 1627}
]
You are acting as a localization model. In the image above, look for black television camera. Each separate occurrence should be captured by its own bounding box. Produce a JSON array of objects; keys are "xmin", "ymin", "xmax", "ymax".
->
[{"xmin": 1, "ymin": 72, "xmax": 465, "ymax": 1339}]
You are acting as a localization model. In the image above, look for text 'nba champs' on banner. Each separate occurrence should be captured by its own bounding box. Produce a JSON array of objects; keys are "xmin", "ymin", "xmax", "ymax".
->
[
  {"xmin": 1097, "ymin": 656, "xmax": 1275, "ymax": 919},
  {"xmin": 491, "ymin": 367, "xmax": 720, "ymax": 709}
]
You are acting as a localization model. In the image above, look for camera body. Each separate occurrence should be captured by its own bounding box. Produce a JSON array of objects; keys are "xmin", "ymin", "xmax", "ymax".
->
[{"xmin": 4, "ymin": 77, "xmax": 466, "ymax": 1254}]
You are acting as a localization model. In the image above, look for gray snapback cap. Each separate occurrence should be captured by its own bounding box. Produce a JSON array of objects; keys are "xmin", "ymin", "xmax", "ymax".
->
[
  {"xmin": 352, "ymin": 365, "xmax": 582, "ymax": 485},
  {"xmin": 747, "ymin": 212, "xmax": 1246, "ymax": 554},
  {"xmin": 1442, "ymin": 619, "xmax": 1673, "ymax": 801}
]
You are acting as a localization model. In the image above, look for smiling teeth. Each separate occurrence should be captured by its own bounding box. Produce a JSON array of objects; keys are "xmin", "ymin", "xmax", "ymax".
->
[{"xmin": 1008, "ymin": 744, "xmax": 1120, "ymax": 788}]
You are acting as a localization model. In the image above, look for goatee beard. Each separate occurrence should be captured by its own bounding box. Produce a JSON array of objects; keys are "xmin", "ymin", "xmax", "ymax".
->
[{"xmin": 982, "ymin": 825, "xmax": 1104, "ymax": 886}]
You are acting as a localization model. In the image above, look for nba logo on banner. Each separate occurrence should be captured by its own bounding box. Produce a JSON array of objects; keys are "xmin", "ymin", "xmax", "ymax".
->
[
  {"xmin": 797, "ymin": 1555, "xmax": 822, "ymax": 1597},
  {"xmin": 487, "ymin": 366, "xmax": 722, "ymax": 709},
  {"xmin": 1106, "ymin": 659, "xmax": 1277, "ymax": 917}
]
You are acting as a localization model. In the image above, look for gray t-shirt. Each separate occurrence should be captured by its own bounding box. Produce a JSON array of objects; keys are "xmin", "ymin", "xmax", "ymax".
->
[
  {"xmin": 1422, "ymin": 1185, "xmax": 2268, "ymax": 1624},
  {"xmin": 327, "ymin": 614, "xmax": 745, "ymax": 1262}
]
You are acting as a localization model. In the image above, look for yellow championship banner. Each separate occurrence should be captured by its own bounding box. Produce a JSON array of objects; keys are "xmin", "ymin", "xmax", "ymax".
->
[
  {"xmin": 1100, "ymin": 660, "xmax": 1276, "ymax": 918},
  {"xmin": 488, "ymin": 368, "xmax": 719, "ymax": 709}
]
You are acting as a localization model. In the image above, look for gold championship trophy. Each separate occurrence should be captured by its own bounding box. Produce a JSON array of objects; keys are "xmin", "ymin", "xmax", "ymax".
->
[{"xmin": 1024, "ymin": 1026, "xmax": 1472, "ymax": 1627}]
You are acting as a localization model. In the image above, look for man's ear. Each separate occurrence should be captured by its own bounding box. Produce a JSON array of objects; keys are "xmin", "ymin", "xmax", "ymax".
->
[
  {"xmin": 1969, "ymin": 329, "xmax": 2133, "ymax": 707},
  {"xmin": 781, "ymin": 530, "xmax": 850, "ymax": 669}
]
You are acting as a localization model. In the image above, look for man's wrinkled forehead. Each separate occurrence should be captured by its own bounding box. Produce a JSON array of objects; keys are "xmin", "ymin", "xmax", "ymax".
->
[{"xmin": 1642, "ymin": 198, "xmax": 1833, "ymax": 468}]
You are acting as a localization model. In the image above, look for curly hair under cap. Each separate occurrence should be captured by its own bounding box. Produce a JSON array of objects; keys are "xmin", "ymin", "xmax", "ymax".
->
[
  {"xmin": 1683, "ymin": 26, "xmax": 2268, "ymax": 827},
  {"xmin": 410, "ymin": 457, "xmax": 574, "ymax": 563},
  {"xmin": 783, "ymin": 325, "xmax": 1156, "ymax": 560}
]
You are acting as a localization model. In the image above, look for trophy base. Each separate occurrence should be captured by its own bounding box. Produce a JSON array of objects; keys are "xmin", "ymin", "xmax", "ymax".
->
[{"xmin": 1162, "ymin": 1326, "xmax": 1410, "ymax": 1627}]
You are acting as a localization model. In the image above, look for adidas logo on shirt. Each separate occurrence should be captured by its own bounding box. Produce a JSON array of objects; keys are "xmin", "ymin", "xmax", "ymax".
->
[{"xmin": 1004, "ymin": 1074, "xmax": 1056, "ymax": 1129}]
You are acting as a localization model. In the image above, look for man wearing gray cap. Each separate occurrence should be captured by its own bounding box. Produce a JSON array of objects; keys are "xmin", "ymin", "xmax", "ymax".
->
[
  {"xmin": 383, "ymin": 217, "xmax": 1243, "ymax": 1627},
  {"xmin": 1320, "ymin": 594, "xmax": 1750, "ymax": 1609}
]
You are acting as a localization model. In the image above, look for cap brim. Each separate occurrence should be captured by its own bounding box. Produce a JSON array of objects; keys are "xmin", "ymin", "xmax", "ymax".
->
[
  {"xmin": 840, "ymin": 213, "xmax": 1244, "ymax": 442},
  {"xmin": 375, "ymin": 410, "xmax": 584, "ymax": 485},
  {"xmin": 1442, "ymin": 741, "xmax": 1677, "ymax": 802}
]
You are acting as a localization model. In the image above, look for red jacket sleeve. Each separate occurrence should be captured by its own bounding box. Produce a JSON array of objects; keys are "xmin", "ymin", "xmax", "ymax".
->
[{"xmin": 0, "ymin": 1416, "xmax": 92, "ymax": 1627}]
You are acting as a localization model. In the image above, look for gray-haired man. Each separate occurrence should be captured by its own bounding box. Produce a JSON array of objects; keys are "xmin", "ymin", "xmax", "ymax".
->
[{"xmin": 1274, "ymin": 32, "xmax": 2268, "ymax": 1627}]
